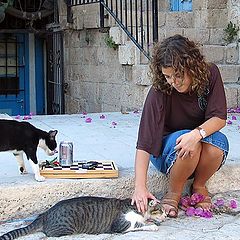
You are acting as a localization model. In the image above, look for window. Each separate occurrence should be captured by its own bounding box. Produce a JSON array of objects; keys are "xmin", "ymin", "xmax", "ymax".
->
[
  {"xmin": 170, "ymin": 0, "xmax": 192, "ymax": 12},
  {"xmin": 0, "ymin": 35, "xmax": 19, "ymax": 95}
]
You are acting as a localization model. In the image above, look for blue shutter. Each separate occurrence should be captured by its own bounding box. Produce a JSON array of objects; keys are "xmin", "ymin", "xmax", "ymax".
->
[{"xmin": 170, "ymin": 0, "xmax": 192, "ymax": 12}]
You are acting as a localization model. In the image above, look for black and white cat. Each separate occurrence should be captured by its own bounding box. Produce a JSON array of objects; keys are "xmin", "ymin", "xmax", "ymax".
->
[
  {"xmin": 0, "ymin": 119, "xmax": 58, "ymax": 182},
  {"xmin": 0, "ymin": 196, "xmax": 166, "ymax": 239}
]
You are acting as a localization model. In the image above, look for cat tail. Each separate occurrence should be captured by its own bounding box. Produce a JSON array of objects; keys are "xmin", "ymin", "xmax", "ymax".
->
[{"xmin": 0, "ymin": 216, "xmax": 43, "ymax": 240}]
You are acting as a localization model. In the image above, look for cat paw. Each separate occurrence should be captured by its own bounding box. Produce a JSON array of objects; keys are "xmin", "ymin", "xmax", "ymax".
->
[
  {"xmin": 20, "ymin": 167, "xmax": 28, "ymax": 174},
  {"xmin": 35, "ymin": 175, "xmax": 45, "ymax": 182},
  {"xmin": 148, "ymin": 225, "xmax": 160, "ymax": 231}
]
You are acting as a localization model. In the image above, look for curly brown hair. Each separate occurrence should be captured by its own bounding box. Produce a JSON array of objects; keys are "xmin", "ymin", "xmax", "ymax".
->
[{"xmin": 150, "ymin": 35, "xmax": 210, "ymax": 96}]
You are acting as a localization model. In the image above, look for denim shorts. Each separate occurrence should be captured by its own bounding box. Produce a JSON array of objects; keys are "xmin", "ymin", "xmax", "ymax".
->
[{"xmin": 150, "ymin": 129, "xmax": 229, "ymax": 175}]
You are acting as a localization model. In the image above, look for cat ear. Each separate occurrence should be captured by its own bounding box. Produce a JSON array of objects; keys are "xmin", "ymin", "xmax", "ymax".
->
[
  {"xmin": 49, "ymin": 130, "xmax": 58, "ymax": 139},
  {"xmin": 148, "ymin": 199, "xmax": 159, "ymax": 207},
  {"xmin": 148, "ymin": 200, "xmax": 155, "ymax": 207}
]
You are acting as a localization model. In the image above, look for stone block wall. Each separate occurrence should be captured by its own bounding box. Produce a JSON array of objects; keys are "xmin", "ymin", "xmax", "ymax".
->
[
  {"xmin": 64, "ymin": 29, "xmax": 147, "ymax": 113},
  {"xmin": 59, "ymin": 0, "xmax": 240, "ymax": 113}
]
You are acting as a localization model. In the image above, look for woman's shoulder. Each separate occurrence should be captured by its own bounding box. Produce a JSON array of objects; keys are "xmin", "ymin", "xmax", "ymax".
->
[
  {"xmin": 208, "ymin": 62, "xmax": 222, "ymax": 84},
  {"xmin": 208, "ymin": 63, "xmax": 221, "ymax": 76},
  {"xmin": 147, "ymin": 86, "xmax": 165, "ymax": 102},
  {"xmin": 144, "ymin": 86, "xmax": 165, "ymax": 109}
]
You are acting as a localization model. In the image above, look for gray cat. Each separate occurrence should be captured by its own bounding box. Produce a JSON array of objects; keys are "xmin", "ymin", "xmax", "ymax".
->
[{"xmin": 0, "ymin": 196, "xmax": 166, "ymax": 239}]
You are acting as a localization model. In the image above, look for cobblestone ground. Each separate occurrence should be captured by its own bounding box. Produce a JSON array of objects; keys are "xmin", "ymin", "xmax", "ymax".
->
[{"xmin": 1, "ymin": 191, "xmax": 240, "ymax": 240}]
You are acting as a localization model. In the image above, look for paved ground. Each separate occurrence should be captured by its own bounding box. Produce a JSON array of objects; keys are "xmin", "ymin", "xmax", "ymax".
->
[
  {"xmin": 0, "ymin": 111, "xmax": 240, "ymax": 239},
  {"xmin": 0, "ymin": 190, "xmax": 240, "ymax": 240}
]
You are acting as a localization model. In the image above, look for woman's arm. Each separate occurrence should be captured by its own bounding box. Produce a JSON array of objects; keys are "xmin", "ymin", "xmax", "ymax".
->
[
  {"xmin": 131, "ymin": 149, "xmax": 157, "ymax": 212},
  {"xmin": 195, "ymin": 116, "xmax": 226, "ymax": 138},
  {"xmin": 175, "ymin": 117, "xmax": 226, "ymax": 158}
]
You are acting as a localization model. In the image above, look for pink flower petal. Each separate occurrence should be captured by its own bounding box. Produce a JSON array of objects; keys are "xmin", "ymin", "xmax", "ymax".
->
[
  {"xmin": 229, "ymin": 199, "xmax": 238, "ymax": 209},
  {"xmin": 190, "ymin": 193, "xmax": 205, "ymax": 204},
  {"xmin": 100, "ymin": 114, "xmax": 106, "ymax": 119},
  {"xmin": 85, "ymin": 117, "xmax": 92, "ymax": 123},
  {"xmin": 111, "ymin": 121, "xmax": 117, "ymax": 128},
  {"xmin": 185, "ymin": 207, "xmax": 195, "ymax": 216},
  {"xmin": 227, "ymin": 120, "xmax": 232, "ymax": 125},
  {"xmin": 194, "ymin": 207, "xmax": 204, "ymax": 217},
  {"xmin": 232, "ymin": 115, "xmax": 237, "ymax": 120},
  {"xmin": 82, "ymin": 111, "xmax": 87, "ymax": 115},
  {"xmin": 214, "ymin": 198, "xmax": 225, "ymax": 207},
  {"xmin": 15, "ymin": 115, "xmax": 21, "ymax": 119},
  {"xmin": 202, "ymin": 211, "xmax": 213, "ymax": 218}
]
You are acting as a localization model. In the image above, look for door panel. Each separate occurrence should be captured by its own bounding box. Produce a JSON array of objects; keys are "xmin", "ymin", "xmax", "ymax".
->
[{"xmin": 0, "ymin": 34, "xmax": 26, "ymax": 116}]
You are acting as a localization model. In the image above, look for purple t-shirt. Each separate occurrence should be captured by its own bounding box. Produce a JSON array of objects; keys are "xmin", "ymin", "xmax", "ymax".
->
[{"xmin": 136, "ymin": 63, "xmax": 227, "ymax": 157}]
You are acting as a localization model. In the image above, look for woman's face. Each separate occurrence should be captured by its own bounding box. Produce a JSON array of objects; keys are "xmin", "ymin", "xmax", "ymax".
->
[{"xmin": 162, "ymin": 67, "xmax": 192, "ymax": 93}]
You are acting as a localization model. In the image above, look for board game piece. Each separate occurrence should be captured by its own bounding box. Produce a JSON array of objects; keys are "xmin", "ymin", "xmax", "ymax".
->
[{"xmin": 40, "ymin": 160, "xmax": 118, "ymax": 179}]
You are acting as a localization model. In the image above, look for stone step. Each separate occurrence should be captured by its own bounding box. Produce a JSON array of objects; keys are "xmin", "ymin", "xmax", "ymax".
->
[{"xmin": 1, "ymin": 163, "xmax": 240, "ymax": 221}]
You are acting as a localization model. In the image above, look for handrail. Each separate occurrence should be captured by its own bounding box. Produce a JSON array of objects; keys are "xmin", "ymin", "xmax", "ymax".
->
[{"xmin": 67, "ymin": 0, "xmax": 159, "ymax": 60}]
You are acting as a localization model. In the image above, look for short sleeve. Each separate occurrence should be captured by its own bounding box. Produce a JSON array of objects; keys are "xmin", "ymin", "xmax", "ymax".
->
[
  {"xmin": 136, "ymin": 86, "xmax": 165, "ymax": 157},
  {"xmin": 205, "ymin": 64, "xmax": 227, "ymax": 120}
]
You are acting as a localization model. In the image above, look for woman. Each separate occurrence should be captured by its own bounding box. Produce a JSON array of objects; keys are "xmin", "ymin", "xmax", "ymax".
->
[{"xmin": 131, "ymin": 35, "xmax": 229, "ymax": 218}]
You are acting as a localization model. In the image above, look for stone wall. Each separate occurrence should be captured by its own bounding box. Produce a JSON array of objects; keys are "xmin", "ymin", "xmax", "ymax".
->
[
  {"xmin": 63, "ymin": 29, "xmax": 147, "ymax": 113},
  {"xmin": 59, "ymin": 0, "xmax": 240, "ymax": 113}
]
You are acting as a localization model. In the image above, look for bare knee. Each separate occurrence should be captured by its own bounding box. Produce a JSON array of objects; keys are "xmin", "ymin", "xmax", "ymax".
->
[{"xmin": 202, "ymin": 143, "xmax": 224, "ymax": 160}]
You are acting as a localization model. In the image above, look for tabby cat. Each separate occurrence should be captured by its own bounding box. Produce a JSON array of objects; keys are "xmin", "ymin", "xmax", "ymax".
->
[
  {"xmin": 0, "ymin": 119, "xmax": 57, "ymax": 181},
  {"xmin": 0, "ymin": 196, "xmax": 166, "ymax": 239}
]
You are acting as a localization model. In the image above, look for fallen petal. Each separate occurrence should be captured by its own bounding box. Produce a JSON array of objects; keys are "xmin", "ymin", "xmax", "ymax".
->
[
  {"xmin": 85, "ymin": 117, "xmax": 92, "ymax": 123},
  {"xmin": 229, "ymin": 199, "xmax": 238, "ymax": 209}
]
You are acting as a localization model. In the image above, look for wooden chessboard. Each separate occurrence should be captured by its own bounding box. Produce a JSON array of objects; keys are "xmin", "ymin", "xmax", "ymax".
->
[{"xmin": 40, "ymin": 161, "xmax": 118, "ymax": 179}]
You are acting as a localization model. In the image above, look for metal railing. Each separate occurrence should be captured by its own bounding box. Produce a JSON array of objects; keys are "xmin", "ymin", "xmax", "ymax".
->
[{"xmin": 67, "ymin": 0, "xmax": 159, "ymax": 60}]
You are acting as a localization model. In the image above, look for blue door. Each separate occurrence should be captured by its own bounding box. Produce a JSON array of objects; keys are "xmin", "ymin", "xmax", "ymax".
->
[{"xmin": 0, "ymin": 33, "xmax": 28, "ymax": 116}]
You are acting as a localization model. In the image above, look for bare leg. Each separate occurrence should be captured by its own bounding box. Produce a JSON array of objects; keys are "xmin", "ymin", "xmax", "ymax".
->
[
  {"xmin": 192, "ymin": 143, "xmax": 224, "ymax": 210},
  {"xmin": 163, "ymin": 142, "xmax": 202, "ymax": 217}
]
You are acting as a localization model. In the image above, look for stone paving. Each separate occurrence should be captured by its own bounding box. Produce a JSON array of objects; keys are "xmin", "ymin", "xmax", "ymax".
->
[
  {"xmin": 0, "ymin": 191, "xmax": 240, "ymax": 240},
  {"xmin": 0, "ymin": 112, "xmax": 240, "ymax": 239}
]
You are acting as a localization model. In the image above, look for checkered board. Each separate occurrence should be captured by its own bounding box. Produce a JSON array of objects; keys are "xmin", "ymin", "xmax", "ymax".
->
[{"xmin": 40, "ymin": 161, "xmax": 118, "ymax": 179}]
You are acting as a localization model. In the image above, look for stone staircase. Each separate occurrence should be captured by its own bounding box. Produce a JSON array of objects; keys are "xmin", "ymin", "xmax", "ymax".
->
[{"xmin": 110, "ymin": 26, "xmax": 240, "ymax": 108}]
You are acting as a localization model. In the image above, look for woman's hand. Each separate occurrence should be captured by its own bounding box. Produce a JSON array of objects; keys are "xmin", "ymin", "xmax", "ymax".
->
[
  {"xmin": 174, "ymin": 130, "xmax": 201, "ymax": 159},
  {"xmin": 131, "ymin": 186, "xmax": 157, "ymax": 213}
]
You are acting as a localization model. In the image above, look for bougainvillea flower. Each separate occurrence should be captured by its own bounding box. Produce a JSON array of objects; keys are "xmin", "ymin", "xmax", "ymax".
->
[
  {"xmin": 202, "ymin": 211, "xmax": 213, "ymax": 218},
  {"xmin": 194, "ymin": 207, "xmax": 204, "ymax": 217},
  {"xmin": 15, "ymin": 115, "xmax": 21, "ymax": 119},
  {"xmin": 112, "ymin": 121, "xmax": 117, "ymax": 126},
  {"xmin": 23, "ymin": 116, "xmax": 30, "ymax": 120},
  {"xmin": 232, "ymin": 115, "xmax": 237, "ymax": 120},
  {"xmin": 228, "ymin": 107, "xmax": 240, "ymax": 113},
  {"xmin": 229, "ymin": 199, "xmax": 238, "ymax": 209},
  {"xmin": 185, "ymin": 207, "xmax": 195, "ymax": 216},
  {"xmin": 227, "ymin": 120, "xmax": 232, "ymax": 125},
  {"xmin": 85, "ymin": 117, "xmax": 92, "ymax": 123},
  {"xmin": 214, "ymin": 198, "xmax": 225, "ymax": 207},
  {"xmin": 100, "ymin": 114, "xmax": 106, "ymax": 119},
  {"xmin": 190, "ymin": 193, "xmax": 205, "ymax": 205},
  {"xmin": 82, "ymin": 111, "xmax": 87, "ymax": 115}
]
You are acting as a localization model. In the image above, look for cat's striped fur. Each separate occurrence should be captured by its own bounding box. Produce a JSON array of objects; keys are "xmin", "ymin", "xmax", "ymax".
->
[{"xmin": 0, "ymin": 196, "xmax": 166, "ymax": 239}]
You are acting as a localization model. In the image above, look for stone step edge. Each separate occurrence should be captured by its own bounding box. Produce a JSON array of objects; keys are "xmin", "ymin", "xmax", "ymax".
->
[{"xmin": 1, "ymin": 164, "xmax": 240, "ymax": 221}]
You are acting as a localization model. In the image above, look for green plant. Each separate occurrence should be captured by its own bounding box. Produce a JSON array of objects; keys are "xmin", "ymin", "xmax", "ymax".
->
[
  {"xmin": 223, "ymin": 21, "xmax": 240, "ymax": 44},
  {"xmin": 104, "ymin": 35, "xmax": 118, "ymax": 50}
]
